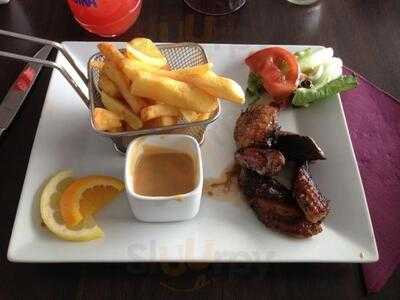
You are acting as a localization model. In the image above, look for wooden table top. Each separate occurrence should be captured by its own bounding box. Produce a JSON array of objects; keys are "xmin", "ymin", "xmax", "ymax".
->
[{"xmin": 0, "ymin": 0, "xmax": 399, "ymax": 299}]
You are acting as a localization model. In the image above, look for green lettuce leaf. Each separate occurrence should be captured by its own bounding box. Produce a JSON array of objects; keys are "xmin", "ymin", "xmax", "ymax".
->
[
  {"xmin": 292, "ymin": 75, "xmax": 358, "ymax": 107},
  {"xmin": 245, "ymin": 72, "xmax": 265, "ymax": 104}
]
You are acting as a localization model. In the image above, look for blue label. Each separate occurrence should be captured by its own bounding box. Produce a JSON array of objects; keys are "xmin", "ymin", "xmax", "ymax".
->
[{"xmin": 74, "ymin": 0, "xmax": 97, "ymax": 7}]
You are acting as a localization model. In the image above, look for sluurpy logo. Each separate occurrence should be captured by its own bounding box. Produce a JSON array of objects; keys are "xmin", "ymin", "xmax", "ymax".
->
[
  {"xmin": 126, "ymin": 262, "xmax": 277, "ymax": 292},
  {"xmin": 126, "ymin": 239, "xmax": 277, "ymax": 292},
  {"xmin": 74, "ymin": 0, "xmax": 97, "ymax": 7}
]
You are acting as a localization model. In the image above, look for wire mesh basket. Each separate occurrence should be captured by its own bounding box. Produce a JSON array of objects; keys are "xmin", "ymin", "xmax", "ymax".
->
[
  {"xmin": 88, "ymin": 43, "xmax": 221, "ymax": 153},
  {"xmin": 0, "ymin": 30, "xmax": 221, "ymax": 154}
]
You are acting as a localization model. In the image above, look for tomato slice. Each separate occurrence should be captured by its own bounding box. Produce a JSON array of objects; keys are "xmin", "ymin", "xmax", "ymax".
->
[{"xmin": 245, "ymin": 47, "xmax": 299, "ymax": 99}]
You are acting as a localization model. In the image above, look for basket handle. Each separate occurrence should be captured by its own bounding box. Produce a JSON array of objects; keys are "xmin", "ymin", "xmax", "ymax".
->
[{"xmin": 0, "ymin": 30, "xmax": 90, "ymax": 108}]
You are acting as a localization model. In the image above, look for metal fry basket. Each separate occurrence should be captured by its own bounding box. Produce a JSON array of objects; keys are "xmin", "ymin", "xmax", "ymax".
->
[{"xmin": 0, "ymin": 30, "xmax": 221, "ymax": 154}]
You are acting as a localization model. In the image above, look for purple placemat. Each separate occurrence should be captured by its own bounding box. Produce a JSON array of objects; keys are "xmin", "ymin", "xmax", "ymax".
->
[{"xmin": 342, "ymin": 66, "xmax": 400, "ymax": 293}]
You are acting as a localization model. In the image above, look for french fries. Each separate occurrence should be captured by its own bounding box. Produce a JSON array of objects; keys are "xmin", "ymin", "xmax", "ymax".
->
[
  {"xmin": 93, "ymin": 108, "xmax": 122, "ymax": 132},
  {"xmin": 100, "ymin": 92, "xmax": 143, "ymax": 130},
  {"xmin": 129, "ymin": 38, "xmax": 165, "ymax": 60},
  {"xmin": 174, "ymin": 63, "xmax": 213, "ymax": 77},
  {"xmin": 179, "ymin": 110, "xmax": 210, "ymax": 122},
  {"xmin": 103, "ymin": 61, "xmax": 147, "ymax": 113},
  {"xmin": 187, "ymin": 71, "xmax": 245, "ymax": 104},
  {"xmin": 126, "ymin": 68, "xmax": 218, "ymax": 113},
  {"xmin": 121, "ymin": 58, "xmax": 212, "ymax": 81},
  {"xmin": 144, "ymin": 116, "xmax": 178, "ymax": 129},
  {"xmin": 98, "ymin": 42, "xmax": 125, "ymax": 69},
  {"xmin": 126, "ymin": 39, "xmax": 167, "ymax": 69},
  {"xmin": 94, "ymin": 37, "xmax": 245, "ymax": 134},
  {"xmin": 98, "ymin": 73, "xmax": 121, "ymax": 99},
  {"xmin": 180, "ymin": 109, "xmax": 199, "ymax": 122},
  {"xmin": 121, "ymin": 58, "xmax": 177, "ymax": 80},
  {"xmin": 196, "ymin": 112, "xmax": 212, "ymax": 122},
  {"xmin": 140, "ymin": 104, "xmax": 181, "ymax": 122}
]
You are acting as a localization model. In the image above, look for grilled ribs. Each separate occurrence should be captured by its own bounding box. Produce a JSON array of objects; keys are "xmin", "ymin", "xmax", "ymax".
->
[
  {"xmin": 234, "ymin": 103, "xmax": 329, "ymax": 238},
  {"xmin": 234, "ymin": 104, "xmax": 279, "ymax": 148},
  {"xmin": 274, "ymin": 131, "xmax": 326, "ymax": 162},
  {"xmin": 238, "ymin": 169, "xmax": 322, "ymax": 237},
  {"xmin": 235, "ymin": 147, "xmax": 285, "ymax": 176},
  {"xmin": 251, "ymin": 197, "xmax": 323, "ymax": 238},
  {"xmin": 293, "ymin": 164, "xmax": 330, "ymax": 223},
  {"xmin": 238, "ymin": 168, "xmax": 291, "ymax": 201}
]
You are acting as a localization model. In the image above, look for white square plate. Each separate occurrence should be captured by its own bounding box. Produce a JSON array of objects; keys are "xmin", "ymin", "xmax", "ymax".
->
[{"xmin": 7, "ymin": 43, "xmax": 378, "ymax": 262}]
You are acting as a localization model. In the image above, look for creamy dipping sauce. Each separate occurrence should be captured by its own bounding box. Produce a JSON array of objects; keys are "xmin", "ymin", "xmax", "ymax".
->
[{"xmin": 133, "ymin": 145, "xmax": 196, "ymax": 197}]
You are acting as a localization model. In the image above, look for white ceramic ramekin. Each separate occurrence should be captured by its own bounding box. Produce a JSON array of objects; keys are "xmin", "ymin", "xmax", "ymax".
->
[{"xmin": 125, "ymin": 134, "xmax": 203, "ymax": 222}]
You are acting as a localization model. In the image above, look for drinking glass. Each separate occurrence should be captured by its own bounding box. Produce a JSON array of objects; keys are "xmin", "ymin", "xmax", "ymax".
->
[
  {"xmin": 184, "ymin": 0, "xmax": 247, "ymax": 16},
  {"xmin": 66, "ymin": 0, "xmax": 142, "ymax": 37},
  {"xmin": 287, "ymin": 0, "xmax": 320, "ymax": 5}
]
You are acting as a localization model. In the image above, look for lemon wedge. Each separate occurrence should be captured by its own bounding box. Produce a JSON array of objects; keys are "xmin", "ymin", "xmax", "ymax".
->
[{"xmin": 40, "ymin": 170, "xmax": 104, "ymax": 242}]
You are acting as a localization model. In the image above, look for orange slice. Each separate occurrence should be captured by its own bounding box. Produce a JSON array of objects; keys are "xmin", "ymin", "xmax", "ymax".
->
[
  {"xmin": 59, "ymin": 175, "xmax": 124, "ymax": 227},
  {"xmin": 40, "ymin": 170, "xmax": 104, "ymax": 242}
]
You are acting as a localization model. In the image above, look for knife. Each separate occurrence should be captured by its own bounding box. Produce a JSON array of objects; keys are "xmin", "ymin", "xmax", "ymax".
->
[{"xmin": 0, "ymin": 45, "xmax": 52, "ymax": 137}]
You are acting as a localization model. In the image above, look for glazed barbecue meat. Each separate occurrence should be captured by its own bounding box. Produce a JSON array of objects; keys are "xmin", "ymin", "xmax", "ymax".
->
[
  {"xmin": 238, "ymin": 168, "xmax": 291, "ymax": 201},
  {"xmin": 238, "ymin": 169, "xmax": 322, "ymax": 237},
  {"xmin": 235, "ymin": 147, "xmax": 285, "ymax": 176},
  {"xmin": 234, "ymin": 103, "xmax": 328, "ymax": 238},
  {"xmin": 251, "ymin": 197, "xmax": 323, "ymax": 238},
  {"xmin": 293, "ymin": 164, "xmax": 330, "ymax": 223},
  {"xmin": 274, "ymin": 131, "xmax": 326, "ymax": 162},
  {"xmin": 234, "ymin": 104, "xmax": 279, "ymax": 148}
]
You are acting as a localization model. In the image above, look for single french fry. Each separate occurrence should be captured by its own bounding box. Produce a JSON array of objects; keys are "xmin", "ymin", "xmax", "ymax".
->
[
  {"xmin": 126, "ymin": 68, "xmax": 218, "ymax": 113},
  {"xmin": 143, "ymin": 98, "xmax": 158, "ymax": 105},
  {"xmin": 122, "ymin": 58, "xmax": 167, "ymax": 76},
  {"xmin": 98, "ymin": 42, "xmax": 125, "ymax": 69},
  {"xmin": 180, "ymin": 109, "xmax": 199, "ymax": 122},
  {"xmin": 108, "ymin": 127, "xmax": 124, "ymax": 133},
  {"xmin": 144, "ymin": 116, "xmax": 178, "ymax": 128},
  {"xmin": 187, "ymin": 71, "xmax": 245, "ymax": 104},
  {"xmin": 100, "ymin": 92, "xmax": 143, "ymax": 130},
  {"xmin": 140, "ymin": 104, "xmax": 181, "ymax": 122},
  {"xmin": 122, "ymin": 58, "xmax": 212, "ymax": 81},
  {"xmin": 129, "ymin": 38, "xmax": 165, "ymax": 60},
  {"xmin": 157, "ymin": 116, "xmax": 178, "ymax": 127},
  {"xmin": 196, "ymin": 112, "xmax": 212, "ymax": 121},
  {"xmin": 173, "ymin": 63, "xmax": 213, "ymax": 77},
  {"xmin": 103, "ymin": 61, "xmax": 147, "ymax": 113},
  {"xmin": 98, "ymin": 73, "xmax": 121, "ymax": 99},
  {"xmin": 93, "ymin": 108, "xmax": 122, "ymax": 131},
  {"xmin": 126, "ymin": 43, "xmax": 167, "ymax": 69}
]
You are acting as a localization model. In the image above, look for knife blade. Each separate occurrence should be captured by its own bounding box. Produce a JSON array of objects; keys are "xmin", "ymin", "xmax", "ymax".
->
[{"xmin": 0, "ymin": 45, "xmax": 52, "ymax": 137}]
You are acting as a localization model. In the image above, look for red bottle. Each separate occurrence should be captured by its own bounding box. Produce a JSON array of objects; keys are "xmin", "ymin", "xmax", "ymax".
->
[{"xmin": 66, "ymin": 0, "xmax": 142, "ymax": 37}]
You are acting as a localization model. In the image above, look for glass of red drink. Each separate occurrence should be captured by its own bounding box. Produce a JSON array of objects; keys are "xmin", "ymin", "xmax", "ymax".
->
[{"xmin": 66, "ymin": 0, "xmax": 142, "ymax": 37}]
